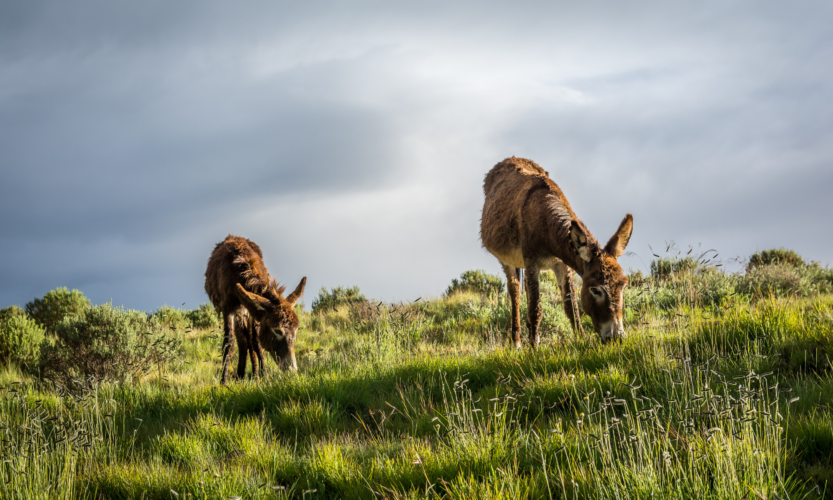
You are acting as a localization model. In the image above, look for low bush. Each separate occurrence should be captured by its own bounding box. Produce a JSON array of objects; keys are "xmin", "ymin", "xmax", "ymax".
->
[
  {"xmin": 446, "ymin": 270, "xmax": 505, "ymax": 297},
  {"xmin": 627, "ymin": 269, "xmax": 649, "ymax": 288},
  {"xmin": 628, "ymin": 265, "xmax": 737, "ymax": 313},
  {"xmin": 0, "ymin": 305, "xmax": 26, "ymax": 322},
  {"xmin": 650, "ymin": 256, "xmax": 699, "ymax": 279},
  {"xmin": 738, "ymin": 262, "xmax": 833, "ymax": 297},
  {"xmin": 0, "ymin": 306, "xmax": 45, "ymax": 369},
  {"xmin": 311, "ymin": 286, "xmax": 367, "ymax": 314},
  {"xmin": 802, "ymin": 263, "xmax": 833, "ymax": 293},
  {"xmin": 40, "ymin": 303, "xmax": 181, "ymax": 392},
  {"xmin": 748, "ymin": 248, "xmax": 805, "ymax": 270},
  {"xmin": 24, "ymin": 287, "xmax": 90, "ymax": 332},
  {"xmin": 739, "ymin": 264, "xmax": 805, "ymax": 297},
  {"xmin": 152, "ymin": 305, "xmax": 189, "ymax": 331},
  {"xmin": 690, "ymin": 267, "xmax": 738, "ymax": 307},
  {"xmin": 185, "ymin": 303, "xmax": 222, "ymax": 329},
  {"xmin": 538, "ymin": 270, "xmax": 562, "ymax": 296}
]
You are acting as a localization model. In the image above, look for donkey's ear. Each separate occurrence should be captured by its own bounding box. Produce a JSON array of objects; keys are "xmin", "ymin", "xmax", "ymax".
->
[
  {"xmin": 570, "ymin": 220, "xmax": 593, "ymax": 262},
  {"xmin": 235, "ymin": 283, "xmax": 271, "ymax": 316},
  {"xmin": 604, "ymin": 213, "xmax": 633, "ymax": 258},
  {"xmin": 286, "ymin": 277, "xmax": 307, "ymax": 306}
]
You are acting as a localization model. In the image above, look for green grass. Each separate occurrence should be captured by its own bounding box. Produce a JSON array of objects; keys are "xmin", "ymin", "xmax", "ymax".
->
[{"xmin": 2, "ymin": 268, "xmax": 833, "ymax": 499}]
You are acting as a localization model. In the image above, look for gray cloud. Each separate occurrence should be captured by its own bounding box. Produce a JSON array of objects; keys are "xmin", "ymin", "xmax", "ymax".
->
[{"xmin": 1, "ymin": 1, "xmax": 832, "ymax": 310}]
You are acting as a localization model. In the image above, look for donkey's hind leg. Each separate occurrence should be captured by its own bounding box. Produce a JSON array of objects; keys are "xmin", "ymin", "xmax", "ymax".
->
[
  {"xmin": 524, "ymin": 264, "xmax": 542, "ymax": 348},
  {"xmin": 502, "ymin": 263, "xmax": 522, "ymax": 348}
]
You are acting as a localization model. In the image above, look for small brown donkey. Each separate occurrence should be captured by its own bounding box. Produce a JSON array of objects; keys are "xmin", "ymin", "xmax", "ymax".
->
[
  {"xmin": 204, "ymin": 235, "xmax": 306, "ymax": 383},
  {"xmin": 480, "ymin": 157, "xmax": 633, "ymax": 346}
]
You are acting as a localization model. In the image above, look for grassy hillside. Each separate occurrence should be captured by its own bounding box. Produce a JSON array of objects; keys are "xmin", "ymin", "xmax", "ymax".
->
[{"xmin": 1, "ymin": 253, "xmax": 833, "ymax": 499}]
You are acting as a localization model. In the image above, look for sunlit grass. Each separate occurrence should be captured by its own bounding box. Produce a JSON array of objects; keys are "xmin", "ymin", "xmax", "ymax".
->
[{"xmin": 1, "ymin": 272, "xmax": 833, "ymax": 498}]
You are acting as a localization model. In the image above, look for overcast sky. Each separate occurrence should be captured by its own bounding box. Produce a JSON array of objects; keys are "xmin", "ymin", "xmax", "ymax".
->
[{"xmin": 1, "ymin": 1, "xmax": 832, "ymax": 311}]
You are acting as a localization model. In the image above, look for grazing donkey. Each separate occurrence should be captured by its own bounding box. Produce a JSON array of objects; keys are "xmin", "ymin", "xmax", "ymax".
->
[
  {"xmin": 480, "ymin": 157, "xmax": 633, "ymax": 346},
  {"xmin": 204, "ymin": 235, "xmax": 306, "ymax": 383}
]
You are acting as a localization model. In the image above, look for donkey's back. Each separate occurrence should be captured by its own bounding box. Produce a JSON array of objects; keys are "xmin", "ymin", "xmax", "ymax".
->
[
  {"xmin": 480, "ymin": 157, "xmax": 572, "ymax": 268},
  {"xmin": 204, "ymin": 235, "xmax": 270, "ymax": 314}
]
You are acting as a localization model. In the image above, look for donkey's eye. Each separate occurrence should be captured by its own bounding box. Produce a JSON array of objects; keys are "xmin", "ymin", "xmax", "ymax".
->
[{"xmin": 590, "ymin": 287, "xmax": 604, "ymax": 298}]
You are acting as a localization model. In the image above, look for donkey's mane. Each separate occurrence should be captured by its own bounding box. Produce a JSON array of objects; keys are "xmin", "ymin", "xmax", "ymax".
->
[{"xmin": 233, "ymin": 254, "xmax": 287, "ymax": 298}]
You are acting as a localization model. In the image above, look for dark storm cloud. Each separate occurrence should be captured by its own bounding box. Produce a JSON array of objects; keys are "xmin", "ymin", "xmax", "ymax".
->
[
  {"xmin": 1, "ymin": 1, "xmax": 416, "ymax": 308},
  {"xmin": 1, "ymin": 1, "xmax": 832, "ymax": 310},
  {"xmin": 0, "ymin": 50, "xmax": 403, "ymax": 238}
]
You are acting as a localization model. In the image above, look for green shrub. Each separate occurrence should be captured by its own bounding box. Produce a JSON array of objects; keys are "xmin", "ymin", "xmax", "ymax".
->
[
  {"xmin": 0, "ymin": 307, "xmax": 45, "ymax": 369},
  {"xmin": 748, "ymin": 248, "xmax": 805, "ymax": 270},
  {"xmin": 538, "ymin": 270, "xmax": 561, "ymax": 295},
  {"xmin": 24, "ymin": 287, "xmax": 90, "ymax": 332},
  {"xmin": 40, "ymin": 303, "xmax": 181, "ymax": 392},
  {"xmin": 185, "ymin": 303, "xmax": 221, "ymax": 330},
  {"xmin": 650, "ymin": 256, "xmax": 699, "ymax": 279},
  {"xmin": 311, "ymin": 286, "xmax": 367, "ymax": 314},
  {"xmin": 801, "ymin": 263, "xmax": 833, "ymax": 293},
  {"xmin": 0, "ymin": 305, "xmax": 26, "ymax": 323},
  {"xmin": 739, "ymin": 264, "xmax": 804, "ymax": 297},
  {"xmin": 152, "ymin": 305, "xmax": 189, "ymax": 331},
  {"xmin": 627, "ymin": 269, "xmax": 649, "ymax": 288},
  {"xmin": 738, "ymin": 262, "xmax": 832, "ymax": 297},
  {"xmin": 691, "ymin": 267, "xmax": 738, "ymax": 307},
  {"xmin": 627, "ymin": 265, "xmax": 737, "ymax": 313},
  {"xmin": 446, "ymin": 270, "xmax": 505, "ymax": 297}
]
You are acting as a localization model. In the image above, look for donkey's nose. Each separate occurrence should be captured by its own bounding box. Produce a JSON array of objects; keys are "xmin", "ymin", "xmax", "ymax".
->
[{"xmin": 600, "ymin": 320, "xmax": 626, "ymax": 343}]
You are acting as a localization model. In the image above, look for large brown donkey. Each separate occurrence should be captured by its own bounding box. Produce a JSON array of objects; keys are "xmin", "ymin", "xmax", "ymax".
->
[
  {"xmin": 480, "ymin": 157, "xmax": 633, "ymax": 347},
  {"xmin": 204, "ymin": 235, "xmax": 306, "ymax": 383}
]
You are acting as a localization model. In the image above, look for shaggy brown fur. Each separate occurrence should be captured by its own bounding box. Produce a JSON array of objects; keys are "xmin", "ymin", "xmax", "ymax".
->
[
  {"xmin": 480, "ymin": 157, "xmax": 633, "ymax": 346},
  {"xmin": 204, "ymin": 235, "xmax": 306, "ymax": 383}
]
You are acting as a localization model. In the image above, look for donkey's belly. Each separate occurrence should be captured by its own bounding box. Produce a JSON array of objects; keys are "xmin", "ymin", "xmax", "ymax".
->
[
  {"xmin": 488, "ymin": 246, "xmax": 567, "ymax": 273},
  {"xmin": 488, "ymin": 245, "xmax": 526, "ymax": 269}
]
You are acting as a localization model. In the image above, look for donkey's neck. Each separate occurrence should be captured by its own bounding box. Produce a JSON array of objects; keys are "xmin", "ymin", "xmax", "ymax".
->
[
  {"xmin": 543, "ymin": 203, "xmax": 589, "ymax": 277},
  {"xmin": 550, "ymin": 236, "xmax": 588, "ymax": 277}
]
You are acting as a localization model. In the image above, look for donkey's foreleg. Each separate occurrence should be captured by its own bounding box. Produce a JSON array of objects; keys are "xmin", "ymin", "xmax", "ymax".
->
[
  {"xmin": 238, "ymin": 313, "xmax": 257, "ymax": 379},
  {"xmin": 524, "ymin": 265, "xmax": 542, "ymax": 348},
  {"xmin": 502, "ymin": 263, "xmax": 522, "ymax": 348},
  {"xmin": 247, "ymin": 338, "xmax": 259, "ymax": 380},
  {"xmin": 553, "ymin": 261, "xmax": 581, "ymax": 336},
  {"xmin": 250, "ymin": 321, "xmax": 267, "ymax": 378},
  {"xmin": 246, "ymin": 319, "xmax": 266, "ymax": 379},
  {"xmin": 235, "ymin": 325, "xmax": 250, "ymax": 380},
  {"xmin": 220, "ymin": 312, "xmax": 236, "ymax": 384}
]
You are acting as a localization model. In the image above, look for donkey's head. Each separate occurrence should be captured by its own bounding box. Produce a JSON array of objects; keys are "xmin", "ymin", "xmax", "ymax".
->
[
  {"xmin": 235, "ymin": 277, "xmax": 306, "ymax": 371},
  {"xmin": 569, "ymin": 214, "xmax": 633, "ymax": 342}
]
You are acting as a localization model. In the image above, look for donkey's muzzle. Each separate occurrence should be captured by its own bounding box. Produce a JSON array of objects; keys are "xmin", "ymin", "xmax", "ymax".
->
[{"xmin": 600, "ymin": 319, "xmax": 626, "ymax": 343}]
